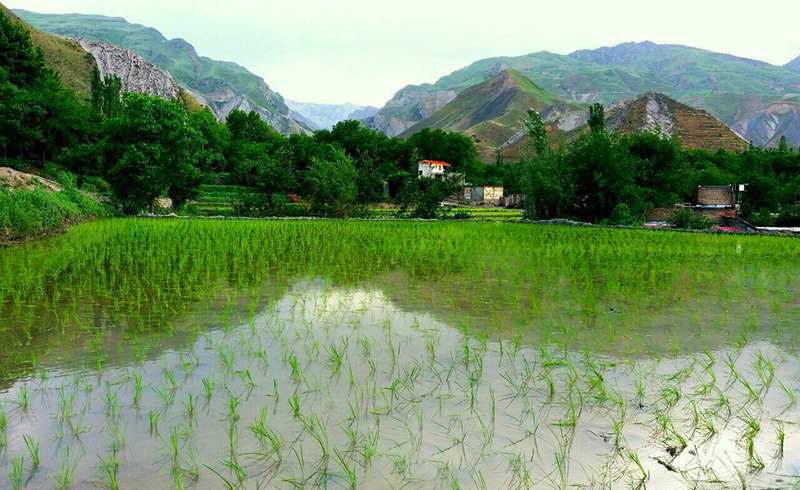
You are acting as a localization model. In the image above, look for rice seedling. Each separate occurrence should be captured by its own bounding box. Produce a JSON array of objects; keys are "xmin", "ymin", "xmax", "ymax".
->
[
  {"xmin": 248, "ymin": 407, "xmax": 285, "ymax": 464},
  {"xmin": 202, "ymin": 377, "xmax": 214, "ymax": 399},
  {"xmin": 54, "ymin": 446, "xmax": 81, "ymax": 490},
  {"xmin": 183, "ymin": 393, "xmax": 197, "ymax": 419},
  {"xmin": 333, "ymin": 448, "xmax": 357, "ymax": 488},
  {"xmin": 131, "ymin": 371, "xmax": 143, "ymax": 406},
  {"xmin": 777, "ymin": 379, "xmax": 797, "ymax": 410},
  {"xmin": 228, "ymin": 392, "xmax": 241, "ymax": 422},
  {"xmin": 23, "ymin": 434, "xmax": 39, "ymax": 469},
  {"xmin": 0, "ymin": 404, "xmax": 6, "ymax": 449},
  {"xmin": 99, "ymin": 441, "xmax": 121, "ymax": 490},
  {"xmin": 16, "ymin": 386, "xmax": 30, "ymax": 410},
  {"xmin": 10, "ymin": 455, "xmax": 24, "ymax": 490},
  {"xmin": 149, "ymin": 410, "xmax": 161, "ymax": 434},
  {"xmin": 774, "ymin": 419, "xmax": 785, "ymax": 459}
]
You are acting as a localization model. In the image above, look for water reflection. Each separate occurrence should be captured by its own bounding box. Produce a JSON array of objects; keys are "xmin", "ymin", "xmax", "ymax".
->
[{"xmin": 1, "ymin": 281, "xmax": 798, "ymax": 489}]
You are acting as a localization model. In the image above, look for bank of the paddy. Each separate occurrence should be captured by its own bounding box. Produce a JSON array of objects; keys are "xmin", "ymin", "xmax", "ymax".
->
[{"xmin": 0, "ymin": 174, "xmax": 110, "ymax": 244}]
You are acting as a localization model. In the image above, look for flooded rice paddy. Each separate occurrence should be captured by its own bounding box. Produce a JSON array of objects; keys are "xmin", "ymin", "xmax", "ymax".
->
[{"xmin": 1, "ymin": 219, "xmax": 800, "ymax": 489}]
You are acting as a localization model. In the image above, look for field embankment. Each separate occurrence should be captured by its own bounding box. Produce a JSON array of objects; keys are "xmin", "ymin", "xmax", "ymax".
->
[{"xmin": 0, "ymin": 167, "xmax": 110, "ymax": 243}]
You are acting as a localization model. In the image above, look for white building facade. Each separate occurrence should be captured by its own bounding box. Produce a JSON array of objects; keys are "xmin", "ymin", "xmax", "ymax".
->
[{"xmin": 417, "ymin": 160, "xmax": 450, "ymax": 178}]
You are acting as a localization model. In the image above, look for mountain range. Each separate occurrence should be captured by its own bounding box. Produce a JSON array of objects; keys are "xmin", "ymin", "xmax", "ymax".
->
[
  {"xmin": 399, "ymin": 69, "xmax": 584, "ymax": 160},
  {"xmin": 367, "ymin": 41, "xmax": 800, "ymax": 152},
  {"xmin": 284, "ymin": 101, "xmax": 378, "ymax": 131},
  {"xmin": 405, "ymin": 68, "xmax": 748, "ymax": 160},
  {"xmin": 11, "ymin": 7, "xmax": 800, "ymax": 158}
]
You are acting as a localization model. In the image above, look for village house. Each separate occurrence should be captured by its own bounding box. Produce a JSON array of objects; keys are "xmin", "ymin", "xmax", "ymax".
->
[
  {"xmin": 694, "ymin": 184, "xmax": 745, "ymax": 220},
  {"xmin": 463, "ymin": 186, "xmax": 505, "ymax": 205},
  {"xmin": 415, "ymin": 161, "xmax": 507, "ymax": 206},
  {"xmin": 646, "ymin": 184, "xmax": 747, "ymax": 223},
  {"xmin": 417, "ymin": 160, "xmax": 450, "ymax": 178}
]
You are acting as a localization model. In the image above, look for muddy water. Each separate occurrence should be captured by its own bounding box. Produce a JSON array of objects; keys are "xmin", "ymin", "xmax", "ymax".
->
[{"xmin": 1, "ymin": 281, "xmax": 798, "ymax": 489}]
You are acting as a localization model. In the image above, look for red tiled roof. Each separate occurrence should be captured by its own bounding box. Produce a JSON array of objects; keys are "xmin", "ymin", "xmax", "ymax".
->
[{"xmin": 418, "ymin": 160, "xmax": 450, "ymax": 166}]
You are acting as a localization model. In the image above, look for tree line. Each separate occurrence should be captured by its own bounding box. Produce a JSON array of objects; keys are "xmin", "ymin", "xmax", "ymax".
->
[{"xmin": 520, "ymin": 105, "xmax": 800, "ymax": 226}]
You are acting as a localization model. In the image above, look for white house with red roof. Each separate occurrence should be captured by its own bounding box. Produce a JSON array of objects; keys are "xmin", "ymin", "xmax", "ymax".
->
[{"xmin": 417, "ymin": 160, "xmax": 449, "ymax": 179}]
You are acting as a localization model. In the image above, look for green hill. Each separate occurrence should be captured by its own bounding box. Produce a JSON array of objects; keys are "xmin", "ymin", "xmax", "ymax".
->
[
  {"xmin": 1, "ymin": 5, "xmax": 95, "ymax": 100},
  {"xmin": 401, "ymin": 70, "xmax": 584, "ymax": 160},
  {"xmin": 14, "ymin": 9, "xmax": 307, "ymax": 134}
]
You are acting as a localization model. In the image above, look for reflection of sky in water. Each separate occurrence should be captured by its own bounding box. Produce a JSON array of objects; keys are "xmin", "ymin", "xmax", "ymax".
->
[{"xmin": 1, "ymin": 282, "xmax": 798, "ymax": 489}]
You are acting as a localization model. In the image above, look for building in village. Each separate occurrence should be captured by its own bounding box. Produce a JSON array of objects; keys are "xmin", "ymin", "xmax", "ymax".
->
[
  {"xmin": 462, "ymin": 186, "xmax": 505, "ymax": 205},
  {"xmin": 646, "ymin": 184, "xmax": 747, "ymax": 223},
  {"xmin": 417, "ymin": 160, "xmax": 450, "ymax": 178},
  {"xmin": 416, "ymin": 161, "xmax": 508, "ymax": 206},
  {"xmin": 694, "ymin": 185, "xmax": 745, "ymax": 220}
]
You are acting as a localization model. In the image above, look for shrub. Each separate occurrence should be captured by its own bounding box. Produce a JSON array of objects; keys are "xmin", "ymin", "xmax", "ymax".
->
[
  {"xmin": 0, "ymin": 186, "xmax": 108, "ymax": 241},
  {"xmin": 775, "ymin": 205, "xmax": 800, "ymax": 227},
  {"xmin": 450, "ymin": 209, "xmax": 471, "ymax": 220},
  {"xmin": 667, "ymin": 208, "xmax": 713, "ymax": 230},
  {"xmin": 397, "ymin": 176, "xmax": 463, "ymax": 219},
  {"xmin": 606, "ymin": 203, "xmax": 644, "ymax": 226}
]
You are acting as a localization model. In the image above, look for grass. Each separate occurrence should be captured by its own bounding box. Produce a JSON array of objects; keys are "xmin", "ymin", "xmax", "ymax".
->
[{"xmin": 0, "ymin": 185, "xmax": 109, "ymax": 242}]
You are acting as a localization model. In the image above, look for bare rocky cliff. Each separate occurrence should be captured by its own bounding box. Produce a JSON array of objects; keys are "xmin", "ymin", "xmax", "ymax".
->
[{"xmin": 76, "ymin": 38, "xmax": 182, "ymax": 100}]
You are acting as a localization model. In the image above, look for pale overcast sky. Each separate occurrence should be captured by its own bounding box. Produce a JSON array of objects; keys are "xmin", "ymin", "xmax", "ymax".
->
[{"xmin": 7, "ymin": 0, "xmax": 800, "ymax": 106}]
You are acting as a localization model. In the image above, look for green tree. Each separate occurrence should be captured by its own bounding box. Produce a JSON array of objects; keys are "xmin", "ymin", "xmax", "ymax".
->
[
  {"xmin": 521, "ymin": 148, "xmax": 575, "ymax": 220},
  {"xmin": 0, "ymin": 9, "xmax": 92, "ymax": 164},
  {"xmin": 305, "ymin": 148, "xmax": 358, "ymax": 217},
  {"xmin": 404, "ymin": 129, "xmax": 479, "ymax": 180},
  {"xmin": 397, "ymin": 175, "xmax": 464, "ymax": 219},
  {"xmin": 588, "ymin": 103, "xmax": 605, "ymax": 134},
  {"xmin": 778, "ymin": 135, "xmax": 789, "ymax": 152},
  {"xmin": 253, "ymin": 148, "xmax": 296, "ymax": 209},
  {"xmin": 226, "ymin": 109, "xmax": 281, "ymax": 145},
  {"xmin": 90, "ymin": 67, "xmax": 123, "ymax": 119},
  {"xmin": 100, "ymin": 93, "xmax": 204, "ymax": 213},
  {"xmin": 522, "ymin": 109, "xmax": 548, "ymax": 156},
  {"xmin": 0, "ymin": 9, "xmax": 46, "ymax": 88},
  {"xmin": 225, "ymin": 109, "xmax": 286, "ymax": 182},
  {"xmin": 567, "ymin": 131, "xmax": 639, "ymax": 222},
  {"xmin": 189, "ymin": 108, "xmax": 230, "ymax": 172}
]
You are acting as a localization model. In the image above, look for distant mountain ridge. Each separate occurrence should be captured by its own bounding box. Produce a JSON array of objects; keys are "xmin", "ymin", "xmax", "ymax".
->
[
  {"xmin": 285, "ymin": 101, "xmax": 378, "ymax": 130},
  {"xmin": 786, "ymin": 55, "xmax": 800, "ymax": 73},
  {"xmin": 369, "ymin": 41, "xmax": 800, "ymax": 151},
  {"xmin": 14, "ymin": 9, "xmax": 309, "ymax": 135}
]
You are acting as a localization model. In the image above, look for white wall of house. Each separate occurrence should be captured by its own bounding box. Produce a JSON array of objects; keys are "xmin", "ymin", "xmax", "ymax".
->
[{"xmin": 418, "ymin": 161, "xmax": 447, "ymax": 178}]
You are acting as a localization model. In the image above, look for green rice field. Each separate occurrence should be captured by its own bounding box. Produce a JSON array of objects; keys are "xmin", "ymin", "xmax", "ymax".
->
[{"xmin": 1, "ymin": 219, "xmax": 799, "ymax": 489}]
